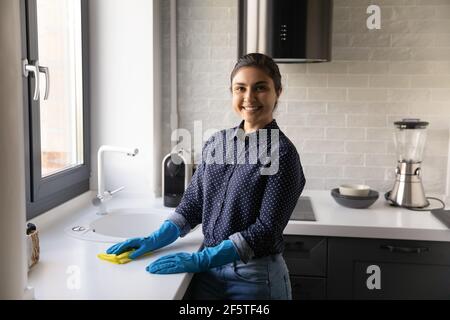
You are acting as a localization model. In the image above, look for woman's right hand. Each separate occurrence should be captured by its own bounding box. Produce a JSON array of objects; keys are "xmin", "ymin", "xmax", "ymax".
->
[
  {"xmin": 106, "ymin": 237, "xmax": 153, "ymax": 259},
  {"xmin": 105, "ymin": 220, "xmax": 181, "ymax": 260}
]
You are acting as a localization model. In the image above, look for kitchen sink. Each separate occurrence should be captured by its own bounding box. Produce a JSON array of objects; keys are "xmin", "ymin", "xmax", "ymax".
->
[
  {"xmin": 65, "ymin": 209, "xmax": 170, "ymax": 242},
  {"xmin": 89, "ymin": 213, "xmax": 167, "ymax": 238},
  {"xmin": 290, "ymin": 196, "xmax": 316, "ymax": 221}
]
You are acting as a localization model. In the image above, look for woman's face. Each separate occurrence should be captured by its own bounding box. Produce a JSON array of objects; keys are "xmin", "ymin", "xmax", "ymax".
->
[{"xmin": 231, "ymin": 66, "xmax": 280, "ymax": 129}]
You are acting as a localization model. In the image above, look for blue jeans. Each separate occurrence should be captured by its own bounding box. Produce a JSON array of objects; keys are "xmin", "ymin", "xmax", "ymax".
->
[{"xmin": 186, "ymin": 253, "xmax": 292, "ymax": 300}]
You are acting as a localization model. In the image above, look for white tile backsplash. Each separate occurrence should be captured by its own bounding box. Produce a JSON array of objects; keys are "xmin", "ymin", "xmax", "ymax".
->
[{"xmin": 161, "ymin": 0, "xmax": 450, "ymax": 195}]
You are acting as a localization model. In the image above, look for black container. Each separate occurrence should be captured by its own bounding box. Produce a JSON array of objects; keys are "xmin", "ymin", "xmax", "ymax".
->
[
  {"xmin": 162, "ymin": 153, "xmax": 187, "ymax": 208},
  {"xmin": 162, "ymin": 152, "xmax": 193, "ymax": 208}
]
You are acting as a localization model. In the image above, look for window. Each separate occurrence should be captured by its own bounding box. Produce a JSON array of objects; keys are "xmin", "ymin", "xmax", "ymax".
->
[{"xmin": 21, "ymin": 0, "xmax": 90, "ymax": 219}]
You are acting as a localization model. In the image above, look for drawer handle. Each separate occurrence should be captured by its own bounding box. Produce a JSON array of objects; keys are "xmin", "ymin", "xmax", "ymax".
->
[
  {"xmin": 380, "ymin": 245, "xmax": 429, "ymax": 254},
  {"xmin": 285, "ymin": 241, "xmax": 307, "ymax": 251}
]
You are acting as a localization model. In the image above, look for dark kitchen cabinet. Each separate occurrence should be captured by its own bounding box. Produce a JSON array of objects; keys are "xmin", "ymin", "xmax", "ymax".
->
[
  {"xmin": 283, "ymin": 235, "xmax": 327, "ymax": 299},
  {"xmin": 284, "ymin": 235, "xmax": 327, "ymax": 276},
  {"xmin": 290, "ymin": 276, "xmax": 327, "ymax": 300},
  {"xmin": 283, "ymin": 235, "xmax": 450, "ymax": 300},
  {"xmin": 327, "ymin": 237, "xmax": 450, "ymax": 300}
]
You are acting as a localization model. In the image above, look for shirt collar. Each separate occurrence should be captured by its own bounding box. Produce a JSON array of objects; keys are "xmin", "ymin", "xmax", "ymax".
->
[{"xmin": 228, "ymin": 119, "xmax": 279, "ymax": 142}]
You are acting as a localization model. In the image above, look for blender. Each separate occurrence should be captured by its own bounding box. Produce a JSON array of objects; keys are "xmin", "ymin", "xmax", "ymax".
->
[{"xmin": 386, "ymin": 119, "xmax": 429, "ymax": 208}]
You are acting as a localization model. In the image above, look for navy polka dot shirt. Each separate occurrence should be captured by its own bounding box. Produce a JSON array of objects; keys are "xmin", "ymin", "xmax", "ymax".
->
[{"xmin": 168, "ymin": 119, "xmax": 306, "ymax": 262}]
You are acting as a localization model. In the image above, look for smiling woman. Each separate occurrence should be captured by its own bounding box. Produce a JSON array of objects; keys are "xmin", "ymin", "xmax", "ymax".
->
[
  {"xmin": 230, "ymin": 53, "xmax": 283, "ymax": 133},
  {"xmin": 102, "ymin": 53, "xmax": 306, "ymax": 300}
]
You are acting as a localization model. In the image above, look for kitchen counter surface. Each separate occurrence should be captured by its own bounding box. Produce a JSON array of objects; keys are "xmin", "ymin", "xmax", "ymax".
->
[
  {"xmin": 27, "ymin": 192, "xmax": 203, "ymax": 300},
  {"xmin": 28, "ymin": 189, "xmax": 449, "ymax": 300},
  {"xmin": 285, "ymin": 190, "xmax": 450, "ymax": 242}
]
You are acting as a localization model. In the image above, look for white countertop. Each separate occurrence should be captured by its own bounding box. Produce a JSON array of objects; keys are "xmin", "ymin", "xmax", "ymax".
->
[
  {"xmin": 28, "ymin": 192, "xmax": 203, "ymax": 300},
  {"xmin": 285, "ymin": 190, "xmax": 450, "ymax": 241},
  {"xmin": 27, "ymin": 189, "xmax": 450, "ymax": 300}
]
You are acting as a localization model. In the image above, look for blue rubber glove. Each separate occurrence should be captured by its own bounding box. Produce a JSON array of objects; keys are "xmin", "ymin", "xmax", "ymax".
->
[
  {"xmin": 147, "ymin": 239, "xmax": 240, "ymax": 274},
  {"xmin": 106, "ymin": 220, "xmax": 180, "ymax": 260}
]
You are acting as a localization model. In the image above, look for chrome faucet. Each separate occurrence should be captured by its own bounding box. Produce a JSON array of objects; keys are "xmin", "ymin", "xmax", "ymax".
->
[{"xmin": 92, "ymin": 145, "xmax": 139, "ymax": 215}]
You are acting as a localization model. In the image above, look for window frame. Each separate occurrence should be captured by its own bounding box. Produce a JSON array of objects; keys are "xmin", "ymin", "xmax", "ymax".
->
[{"xmin": 20, "ymin": 0, "xmax": 91, "ymax": 220}]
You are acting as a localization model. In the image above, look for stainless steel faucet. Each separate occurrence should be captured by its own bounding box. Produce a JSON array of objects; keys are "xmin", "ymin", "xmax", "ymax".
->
[{"xmin": 92, "ymin": 145, "xmax": 139, "ymax": 215}]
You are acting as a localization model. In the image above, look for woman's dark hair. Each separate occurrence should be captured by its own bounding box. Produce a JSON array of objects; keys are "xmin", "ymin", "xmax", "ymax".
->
[{"xmin": 230, "ymin": 53, "xmax": 282, "ymax": 96}]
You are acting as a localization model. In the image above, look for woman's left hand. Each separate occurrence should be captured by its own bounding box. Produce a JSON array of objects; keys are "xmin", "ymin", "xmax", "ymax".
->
[
  {"xmin": 147, "ymin": 240, "xmax": 240, "ymax": 274},
  {"xmin": 147, "ymin": 252, "xmax": 202, "ymax": 274}
]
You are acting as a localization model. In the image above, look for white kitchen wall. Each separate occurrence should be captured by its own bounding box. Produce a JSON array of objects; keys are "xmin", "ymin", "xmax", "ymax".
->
[
  {"xmin": 89, "ymin": 0, "xmax": 160, "ymax": 197},
  {"xmin": 161, "ymin": 0, "xmax": 450, "ymax": 197}
]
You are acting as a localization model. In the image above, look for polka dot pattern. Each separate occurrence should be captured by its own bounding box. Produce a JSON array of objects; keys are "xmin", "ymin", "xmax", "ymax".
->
[{"xmin": 175, "ymin": 119, "xmax": 306, "ymax": 258}]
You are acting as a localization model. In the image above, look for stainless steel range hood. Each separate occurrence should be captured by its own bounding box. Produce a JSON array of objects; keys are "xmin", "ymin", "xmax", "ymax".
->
[{"xmin": 238, "ymin": 0, "xmax": 333, "ymax": 63}]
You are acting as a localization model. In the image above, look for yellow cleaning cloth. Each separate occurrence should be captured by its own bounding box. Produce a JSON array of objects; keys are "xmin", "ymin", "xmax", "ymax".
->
[
  {"xmin": 97, "ymin": 250, "xmax": 152, "ymax": 264},
  {"xmin": 97, "ymin": 250, "xmax": 134, "ymax": 264}
]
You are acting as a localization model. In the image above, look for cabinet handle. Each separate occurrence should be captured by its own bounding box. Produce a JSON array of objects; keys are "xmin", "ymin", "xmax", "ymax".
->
[
  {"xmin": 380, "ymin": 244, "xmax": 429, "ymax": 254},
  {"xmin": 285, "ymin": 241, "xmax": 304, "ymax": 250},
  {"xmin": 285, "ymin": 241, "xmax": 314, "ymax": 255}
]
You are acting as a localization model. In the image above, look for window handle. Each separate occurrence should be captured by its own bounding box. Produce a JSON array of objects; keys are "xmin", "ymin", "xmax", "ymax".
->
[
  {"xmin": 38, "ymin": 66, "xmax": 50, "ymax": 100},
  {"xmin": 23, "ymin": 59, "xmax": 40, "ymax": 101}
]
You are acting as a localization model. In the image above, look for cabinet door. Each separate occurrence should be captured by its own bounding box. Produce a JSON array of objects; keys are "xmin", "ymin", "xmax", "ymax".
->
[
  {"xmin": 284, "ymin": 235, "xmax": 327, "ymax": 277},
  {"xmin": 328, "ymin": 237, "xmax": 450, "ymax": 299},
  {"xmin": 352, "ymin": 261, "xmax": 450, "ymax": 299},
  {"xmin": 291, "ymin": 276, "xmax": 326, "ymax": 300}
]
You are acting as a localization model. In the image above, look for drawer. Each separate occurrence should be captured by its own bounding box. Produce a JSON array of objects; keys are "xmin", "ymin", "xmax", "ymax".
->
[
  {"xmin": 329, "ymin": 237, "xmax": 450, "ymax": 266},
  {"xmin": 352, "ymin": 261, "xmax": 450, "ymax": 299},
  {"xmin": 328, "ymin": 237, "xmax": 450, "ymax": 299},
  {"xmin": 290, "ymin": 276, "xmax": 326, "ymax": 300},
  {"xmin": 283, "ymin": 235, "xmax": 327, "ymax": 277}
]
